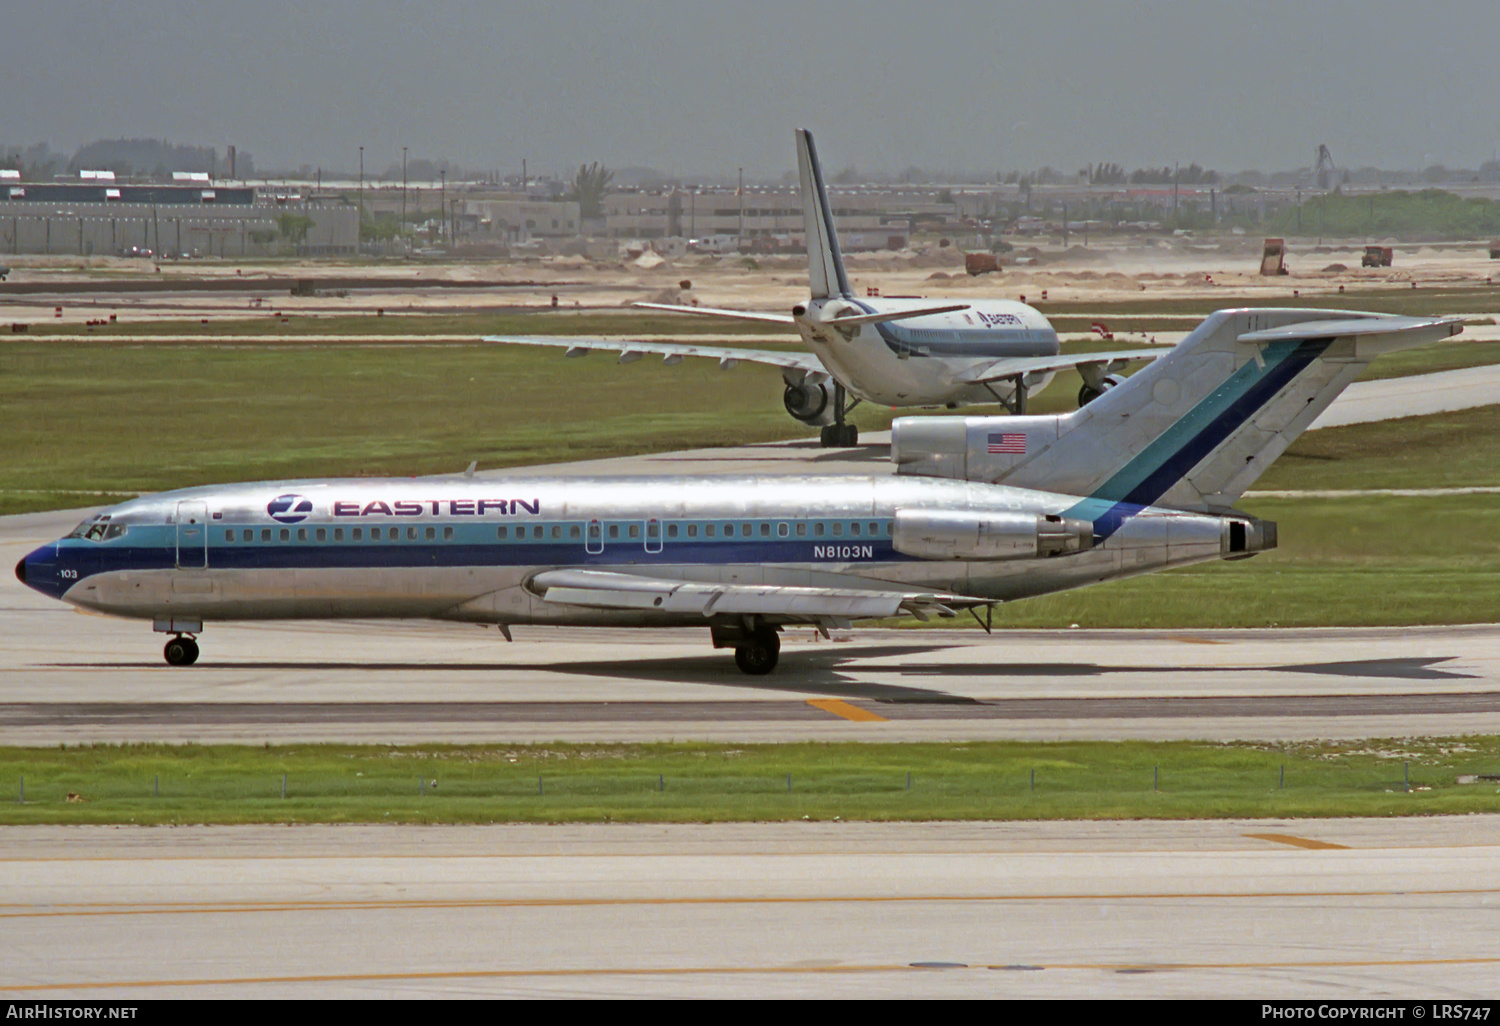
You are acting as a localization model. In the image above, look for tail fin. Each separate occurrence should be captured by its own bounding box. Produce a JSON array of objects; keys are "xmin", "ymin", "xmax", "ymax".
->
[
  {"xmin": 893, "ymin": 308, "xmax": 1462, "ymax": 525},
  {"xmin": 796, "ymin": 129, "xmax": 852, "ymax": 300}
]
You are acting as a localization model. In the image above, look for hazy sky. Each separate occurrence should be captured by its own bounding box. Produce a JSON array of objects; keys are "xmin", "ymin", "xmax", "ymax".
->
[{"xmin": 4, "ymin": 0, "xmax": 1499, "ymax": 179}]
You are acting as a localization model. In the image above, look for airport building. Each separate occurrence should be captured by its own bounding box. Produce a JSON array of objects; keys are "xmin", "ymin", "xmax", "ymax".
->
[
  {"xmin": 603, "ymin": 188, "xmax": 934, "ymax": 249},
  {"xmin": 0, "ymin": 179, "xmax": 359, "ymax": 257}
]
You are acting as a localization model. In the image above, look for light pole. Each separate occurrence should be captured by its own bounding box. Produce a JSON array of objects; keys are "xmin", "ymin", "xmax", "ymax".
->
[
  {"xmin": 401, "ymin": 147, "xmax": 408, "ymax": 252},
  {"xmin": 358, "ymin": 146, "xmax": 364, "ymax": 251}
]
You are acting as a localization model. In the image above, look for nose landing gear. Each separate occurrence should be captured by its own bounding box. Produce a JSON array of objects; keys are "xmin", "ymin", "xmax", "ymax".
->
[{"xmin": 163, "ymin": 635, "xmax": 200, "ymax": 666}]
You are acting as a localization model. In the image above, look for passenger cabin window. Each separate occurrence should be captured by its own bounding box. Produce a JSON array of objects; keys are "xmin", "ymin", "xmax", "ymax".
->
[
  {"xmin": 334, "ymin": 528, "xmax": 344, "ymax": 541},
  {"xmin": 796, "ymin": 523, "xmax": 807, "ymax": 537},
  {"xmin": 242, "ymin": 529, "xmax": 252, "ymax": 542},
  {"xmin": 668, "ymin": 524, "xmax": 679, "ymax": 538},
  {"xmin": 443, "ymin": 527, "xmax": 454, "ymax": 541},
  {"xmin": 261, "ymin": 529, "xmax": 272, "ymax": 542},
  {"xmin": 225, "ymin": 530, "xmax": 234, "ymax": 542},
  {"xmin": 760, "ymin": 523, "xmax": 770, "ymax": 537},
  {"xmin": 850, "ymin": 523, "xmax": 861, "ymax": 536},
  {"xmin": 316, "ymin": 528, "xmax": 326, "ymax": 542},
  {"xmin": 778, "ymin": 523, "xmax": 788, "ymax": 537},
  {"xmin": 814, "ymin": 523, "xmax": 825, "ymax": 537},
  {"xmin": 298, "ymin": 528, "xmax": 308, "ymax": 542},
  {"xmin": 608, "ymin": 525, "xmax": 619, "ymax": 539},
  {"xmin": 497, "ymin": 526, "xmax": 508, "ymax": 539},
  {"xmin": 426, "ymin": 527, "xmax": 436, "ymax": 541},
  {"xmin": 570, "ymin": 525, "xmax": 581, "ymax": 539},
  {"xmin": 551, "ymin": 526, "xmax": 561, "ymax": 539},
  {"xmin": 279, "ymin": 528, "xmax": 290, "ymax": 542},
  {"xmin": 371, "ymin": 527, "xmax": 382, "ymax": 540},
  {"xmin": 352, "ymin": 528, "xmax": 363, "ymax": 541},
  {"xmin": 832, "ymin": 523, "xmax": 843, "ymax": 536},
  {"xmin": 687, "ymin": 525, "xmax": 698, "ymax": 538},
  {"xmin": 628, "ymin": 524, "xmax": 640, "ymax": 539},
  {"xmin": 407, "ymin": 527, "xmax": 418, "ymax": 541},
  {"xmin": 706, "ymin": 524, "xmax": 716, "ymax": 538}
]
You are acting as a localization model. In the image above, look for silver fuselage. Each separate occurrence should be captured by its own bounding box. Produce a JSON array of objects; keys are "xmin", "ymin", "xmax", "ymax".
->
[
  {"xmin": 797, "ymin": 297, "xmax": 1059, "ymax": 406},
  {"xmin": 18, "ymin": 475, "xmax": 1237, "ymax": 629}
]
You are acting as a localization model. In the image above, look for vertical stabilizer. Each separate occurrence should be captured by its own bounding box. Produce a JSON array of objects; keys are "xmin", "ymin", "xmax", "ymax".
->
[
  {"xmin": 797, "ymin": 129, "xmax": 852, "ymax": 300},
  {"xmin": 892, "ymin": 309, "xmax": 1463, "ymax": 528}
]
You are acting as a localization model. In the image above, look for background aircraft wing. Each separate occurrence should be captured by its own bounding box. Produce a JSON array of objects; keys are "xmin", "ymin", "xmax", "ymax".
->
[
  {"xmin": 483, "ymin": 334, "xmax": 825, "ymax": 375},
  {"xmin": 956, "ymin": 348, "xmax": 1167, "ymax": 385},
  {"xmin": 528, "ymin": 568, "xmax": 983, "ymax": 620}
]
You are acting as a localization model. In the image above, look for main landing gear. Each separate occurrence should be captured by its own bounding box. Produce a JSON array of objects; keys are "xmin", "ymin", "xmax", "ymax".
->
[
  {"xmin": 818, "ymin": 381, "xmax": 860, "ymax": 448},
  {"xmin": 163, "ymin": 635, "xmax": 199, "ymax": 666},
  {"xmin": 733, "ymin": 630, "xmax": 781, "ymax": 675},
  {"xmin": 713, "ymin": 622, "xmax": 782, "ymax": 675}
]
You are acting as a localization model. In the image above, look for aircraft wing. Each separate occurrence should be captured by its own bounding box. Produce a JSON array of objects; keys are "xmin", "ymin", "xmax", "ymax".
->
[
  {"xmin": 483, "ymin": 335, "xmax": 825, "ymax": 376},
  {"xmin": 956, "ymin": 348, "xmax": 1167, "ymax": 386},
  {"xmin": 528, "ymin": 568, "xmax": 983, "ymax": 620}
]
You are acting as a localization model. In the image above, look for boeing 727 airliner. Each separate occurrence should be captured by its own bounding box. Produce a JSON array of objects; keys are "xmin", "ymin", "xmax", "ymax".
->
[
  {"xmin": 15, "ymin": 308, "xmax": 1460, "ymax": 673},
  {"xmin": 486, "ymin": 129, "xmax": 1161, "ymax": 447}
]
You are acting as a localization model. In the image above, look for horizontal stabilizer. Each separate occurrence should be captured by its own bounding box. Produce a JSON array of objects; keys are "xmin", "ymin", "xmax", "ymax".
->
[
  {"xmin": 632, "ymin": 302, "xmax": 796, "ymax": 325},
  {"xmin": 529, "ymin": 568, "xmax": 981, "ymax": 620},
  {"xmin": 822, "ymin": 303, "xmax": 970, "ymax": 328},
  {"xmin": 1238, "ymin": 316, "xmax": 1463, "ymax": 344}
]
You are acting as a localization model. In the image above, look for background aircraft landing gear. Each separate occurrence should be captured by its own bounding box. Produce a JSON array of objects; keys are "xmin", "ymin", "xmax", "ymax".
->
[
  {"xmin": 818, "ymin": 382, "xmax": 859, "ymax": 448},
  {"xmin": 734, "ymin": 629, "xmax": 780, "ymax": 675},
  {"xmin": 163, "ymin": 635, "xmax": 199, "ymax": 666}
]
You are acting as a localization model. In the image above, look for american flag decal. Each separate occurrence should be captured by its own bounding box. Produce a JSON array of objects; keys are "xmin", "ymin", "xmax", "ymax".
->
[{"xmin": 988, "ymin": 432, "xmax": 1027, "ymax": 454}]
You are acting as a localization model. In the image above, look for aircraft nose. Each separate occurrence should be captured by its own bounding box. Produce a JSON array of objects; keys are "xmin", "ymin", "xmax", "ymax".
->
[{"xmin": 14, "ymin": 557, "xmax": 24, "ymax": 585}]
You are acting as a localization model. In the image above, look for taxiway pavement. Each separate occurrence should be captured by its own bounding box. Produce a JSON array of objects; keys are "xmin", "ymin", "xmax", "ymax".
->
[{"xmin": 4, "ymin": 819, "xmax": 1499, "ymax": 998}]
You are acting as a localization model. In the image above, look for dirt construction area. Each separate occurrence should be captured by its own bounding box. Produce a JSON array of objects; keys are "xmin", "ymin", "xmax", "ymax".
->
[{"xmin": 1, "ymin": 235, "xmax": 1499, "ymax": 330}]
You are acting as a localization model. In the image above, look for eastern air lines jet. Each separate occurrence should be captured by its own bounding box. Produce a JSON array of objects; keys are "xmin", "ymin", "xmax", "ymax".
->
[
  {"xmin": 16, "ymin": 308, "xmax": 1460, "ymax": 674},
  {"xmin": 485, "ymin": 129, "xmax": 1163, "ymax": 447}
]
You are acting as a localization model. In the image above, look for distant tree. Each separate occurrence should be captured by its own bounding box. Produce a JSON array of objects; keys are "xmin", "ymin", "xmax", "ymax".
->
[
  {"xmin": 277, "ymin": 213, "xmax": 316, "ymax": 246},
  {"xmin": 935, "ymin": 188, "xmax": 954, "ymax": 204},
  {"xmin": 568, "ymin": 162, "xmax": 614, "ymax": 219},
  {"xmin": 832, "ymin": 166, "xmax": 859, "ymax": 184}
]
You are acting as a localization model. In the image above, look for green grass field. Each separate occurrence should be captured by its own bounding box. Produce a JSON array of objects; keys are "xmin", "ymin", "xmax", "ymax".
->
[{"xmin": 2, "ymin": 739, "xmax": 1495, "ymax": 825}]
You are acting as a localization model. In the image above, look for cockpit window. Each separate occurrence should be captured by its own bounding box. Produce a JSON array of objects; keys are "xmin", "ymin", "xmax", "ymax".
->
[{"xmin": 67, "ymin": 515, "xmax": 114, "ymax": 541}]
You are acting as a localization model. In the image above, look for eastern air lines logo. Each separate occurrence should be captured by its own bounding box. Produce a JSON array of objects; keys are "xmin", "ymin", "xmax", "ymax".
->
[{"xmin": 267, "ymin": 494, "xmax": 314, "ymax": 524}]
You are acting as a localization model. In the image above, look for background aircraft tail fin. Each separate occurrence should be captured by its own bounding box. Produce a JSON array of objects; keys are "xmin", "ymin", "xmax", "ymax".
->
[
  {"xmin": 893, "ymin": 309, "xmax": 1462, "ymax": 528},
  {"xmin": 797, "ymin": 129, "xmax": 852, "ymax": 300}
]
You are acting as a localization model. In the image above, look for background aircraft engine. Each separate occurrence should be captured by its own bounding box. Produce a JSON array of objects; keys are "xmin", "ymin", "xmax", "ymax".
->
[
  {"xmin": 892, "ymin": 509, "xmax": 1094, "ymax": 561},
  {"xmin": 783, "ymin": 380, "xmax": 835, "ymax": 425},
  {"xmin": 1078, "ymin": 373, "xmax": 1127, "ymax": 406}
]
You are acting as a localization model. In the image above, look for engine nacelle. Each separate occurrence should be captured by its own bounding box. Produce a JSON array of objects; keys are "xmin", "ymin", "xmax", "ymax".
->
[
  {"xmin": 892, "ymin": 509, "xmax": 1094, "ymax": 561},
  {"xmin": 783, "ymin": 380, "xmax": 835, "ymax": 426},
  {"xmin": 1078, "ymin": 372, "xmax": 1126, "ymax": 406}
]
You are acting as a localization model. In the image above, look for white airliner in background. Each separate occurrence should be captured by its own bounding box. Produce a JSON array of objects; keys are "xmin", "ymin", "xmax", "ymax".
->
[
  {"xmin": 17, "ymin": 307, "xmax": 1460, "ymax": 673},
  {"xmin": 486, "ymin": 129, "xmax": 1162, "ymax": 447}
]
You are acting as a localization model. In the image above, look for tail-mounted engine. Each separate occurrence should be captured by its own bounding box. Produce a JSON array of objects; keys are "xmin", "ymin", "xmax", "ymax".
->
[{"xmin": 893, "ymin": 509, "xmax": 1094, "ymax": 561}]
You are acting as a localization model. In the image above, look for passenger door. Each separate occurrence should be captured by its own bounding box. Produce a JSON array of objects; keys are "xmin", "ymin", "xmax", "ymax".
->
[{"xmin": 175, "ymin": 501, "xmax": 208, "ymax": 569}]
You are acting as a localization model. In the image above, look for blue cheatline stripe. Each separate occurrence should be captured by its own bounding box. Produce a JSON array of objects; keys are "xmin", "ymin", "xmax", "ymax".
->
[{"xmin": 1067, "ymin": 338, "xmax": 1332, "ymax": 539}]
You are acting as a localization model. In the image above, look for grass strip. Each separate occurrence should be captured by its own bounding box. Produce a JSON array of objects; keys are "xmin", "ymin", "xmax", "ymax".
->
[{"xmin": 2, "ymin": 740, "xmax": 1496, "ymax": 825}]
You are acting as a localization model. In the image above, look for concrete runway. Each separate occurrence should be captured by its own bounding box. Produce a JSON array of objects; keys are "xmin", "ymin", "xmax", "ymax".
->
[{"xmin": 4, "ymin": 819, "xmax": 1500, "ymax": 998}]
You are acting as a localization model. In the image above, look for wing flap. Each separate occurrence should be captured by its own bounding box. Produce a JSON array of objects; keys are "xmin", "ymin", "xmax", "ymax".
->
[{"xmin": 529, "ymin": 569, "xmax": 978, "ymax": 619}]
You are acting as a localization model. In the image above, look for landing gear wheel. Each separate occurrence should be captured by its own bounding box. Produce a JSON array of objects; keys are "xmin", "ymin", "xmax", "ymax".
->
[
  {"xmin": 734, "ymin": 631, "xmax": 780, "ymax": 675},
  {"xmin": 820, "ymin": 424, "xmax": 859, "ymax": 447},
  {"xmin": 163, "ymin": 636, "xmax": 199, "ymax": 666}
]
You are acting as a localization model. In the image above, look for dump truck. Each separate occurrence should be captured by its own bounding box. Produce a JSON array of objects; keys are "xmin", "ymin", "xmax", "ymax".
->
[
  {"xmin": 1260, "ymin": 238, "xmax": 1288, "ymax": 275},
  {"xmin": 964, "ymin": 252, "xmax": 1001, "ymax": 276},
  {"xmin": 1362, "ymin": 245, "xmax": 1393, "ymax": 268}
]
